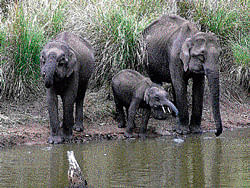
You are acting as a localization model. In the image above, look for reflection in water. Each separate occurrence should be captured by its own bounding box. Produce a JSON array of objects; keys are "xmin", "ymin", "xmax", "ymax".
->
[
  {"xmin": 173, "ymin": 136, "xmax": 205, "ymax": 187},
  {"xmin": 211, "ymin": 139, "xmax": 222, "ymax": 187},
  {"xmin": 0, "ymin": 129, "xmax": 249, "ymax": 187}
]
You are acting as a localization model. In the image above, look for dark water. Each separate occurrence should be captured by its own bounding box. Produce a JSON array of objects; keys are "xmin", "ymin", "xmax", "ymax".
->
[{"xmin": 0, "ymin": 128, "xmax": 249, "ymax": 187}]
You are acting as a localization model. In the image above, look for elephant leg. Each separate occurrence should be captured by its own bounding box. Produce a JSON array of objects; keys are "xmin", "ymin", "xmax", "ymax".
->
[
  {"xmin": 74, "ymin": 97, "xmax": 84, "ymax": 132},
  {"xmin": 139, "ymin": 108, "xmax": 151, "ymax": 138},
  {"xmin": 126, "ymin": 107, "xmax": 135, "ymax": 128},
  {"xmin": 171, "ymin": 77, "xmax": 190, "ymax": 134},
  {"xmin": 61, "ymin": 95, "xmax": 74, "ymax": 142},
  {"xmin": 74, "ymin": 86, "xmax": 87, "ymax": 132},
  {"xmin": 190, "ymin": 75, "xmax": 205, "ymax": 133},
  {"xmin": 125, "ymin": 99, "xmax": 139, "ymax": 138},
  {"xmin": 114, "ymin": 97, "xmax": 126, "ymax": 128},
  {"xmin": 47, "ymin": 89, "xmax": 62, "ymax": 144}
]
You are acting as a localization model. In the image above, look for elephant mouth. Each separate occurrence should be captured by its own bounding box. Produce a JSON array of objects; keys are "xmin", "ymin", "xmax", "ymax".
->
[{"xmin": 151, "ymin": 105, "xmax": 171, "ymax": 120}]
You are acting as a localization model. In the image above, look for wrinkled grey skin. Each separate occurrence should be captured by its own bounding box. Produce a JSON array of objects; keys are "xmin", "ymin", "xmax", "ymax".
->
[
  {"xmin": 143, "ymin": 15, "xmax": 222, "ymax": 136},
  {"xmin": 112, "ymin": 69, "xmax": 178, "ymax": 138},
  {"xmin": 40, "ymin": 32, "xmax": 95, "ymax": 144}
]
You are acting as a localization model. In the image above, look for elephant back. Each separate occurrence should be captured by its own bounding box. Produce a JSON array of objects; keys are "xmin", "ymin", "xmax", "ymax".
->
[
  {"xmin": 56, "ymin": 32, "xmax": 95, "ymax": 79},
  {"xmin": 143, "ymin": 15, "xmax": 197, "ymax": 47}
]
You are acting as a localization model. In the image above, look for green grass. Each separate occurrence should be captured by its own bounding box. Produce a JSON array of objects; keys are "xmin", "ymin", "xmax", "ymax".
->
[
  {"xmin": 13, "ymin": 6, "xmax": 43, "ymax": 82},
  {"xmin": 0, "ymin": 0, "xmax": 66, "ymax": 99},
  {"xmin": 232, "ymin": 35, "xmax": 249, "ymax": 67},
  {"xmin": 0, "ymin": 0, "xmax": 249, "ymax": 99},
  {"xmin": 64, "ymin": 0, "xmax": 172, "ymax": 86}
]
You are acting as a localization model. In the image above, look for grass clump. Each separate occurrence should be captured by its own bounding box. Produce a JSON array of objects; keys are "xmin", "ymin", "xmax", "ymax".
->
[
  {"xmin": 65, "ymin": 0, "xmax": 175, "ymax": 87},
  {"xmin": 0, "ymin": 0, "xmax": 248, "ymax": 99},
  {"xmin": 0, "ymin": 0, "xmax": 67, "ymax": 99},
  {"xmin": 231, "ymin": 35, "xmax": 249, "ymax": 89}
]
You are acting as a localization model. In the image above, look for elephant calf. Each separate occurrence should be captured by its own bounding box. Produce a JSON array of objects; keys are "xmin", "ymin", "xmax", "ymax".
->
[
  {"xmin": 40, "ymin": 32, "xmax": 95, "ymax": 144},
  {"xmin": 112, "ymin": 69, "xmax": 178, "ymax": 138}
]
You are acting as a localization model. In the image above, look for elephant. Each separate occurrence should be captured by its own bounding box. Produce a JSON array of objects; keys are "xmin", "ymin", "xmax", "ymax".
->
[
  {"xmin": 112, "ymin": 69, "xmax": 179, "ymax": 138},
  {"xmin": 142, "ymin": 15, "xmax": 223, "ymax": 136},
  {"xmin": 40, "ymin": 32, "xmax": 95, "ymax": 144}
]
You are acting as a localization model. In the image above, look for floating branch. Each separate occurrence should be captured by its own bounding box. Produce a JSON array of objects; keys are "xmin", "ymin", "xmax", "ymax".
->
[{"xmin": 67, "ymin": 151, "xmax": 88, "ymax": 188}]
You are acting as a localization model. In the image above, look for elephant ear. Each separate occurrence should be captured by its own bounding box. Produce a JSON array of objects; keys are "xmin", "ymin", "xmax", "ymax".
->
[
  {"xmin": 180, "ymin": 37, "xmax": 192, "ymax": 72},
  {"xmin": 66, "ymin": 49, "xmax": 77, "ymax": 78}
]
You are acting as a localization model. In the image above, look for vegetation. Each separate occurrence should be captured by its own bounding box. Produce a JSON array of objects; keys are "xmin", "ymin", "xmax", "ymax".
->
[
  {"xmin": 0, "ymin": 0, "xmax": 248, "ymax": 99},
  {"xmin": 0, "ymin": 0, "xmax": 66, "ymax": 99}
]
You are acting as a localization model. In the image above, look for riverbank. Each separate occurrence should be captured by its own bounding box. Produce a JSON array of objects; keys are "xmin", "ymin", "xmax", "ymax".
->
[{"xmin": 0, "ymin": 81, "xmax": 249, "ymax": 148}]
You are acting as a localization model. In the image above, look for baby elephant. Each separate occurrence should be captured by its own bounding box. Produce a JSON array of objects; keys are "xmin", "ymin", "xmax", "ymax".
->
[
  {"xmin": 40, "ymin": 32, "xmax": 95, "ymax": 144},
  {"xmin": 112, "ymin": 69, "xmax": 178, "ymax": 138}
]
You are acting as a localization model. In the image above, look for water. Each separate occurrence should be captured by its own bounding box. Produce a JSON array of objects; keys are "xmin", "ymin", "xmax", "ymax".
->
[{"xmin": 0, "ymin": 128, "xmax": 249, "ymax": 187}]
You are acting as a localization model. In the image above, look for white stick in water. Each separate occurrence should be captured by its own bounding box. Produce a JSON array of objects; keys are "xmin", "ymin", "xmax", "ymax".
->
[{"xmin": 67, "ymin": 151, "xmax": 86, "ymax": 187}]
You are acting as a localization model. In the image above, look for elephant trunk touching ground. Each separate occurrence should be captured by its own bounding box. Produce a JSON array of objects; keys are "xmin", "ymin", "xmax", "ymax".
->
[
  {"xmin": 204, "ymin": 46, "xmax": 223, "ymax": 136},
  {"xmin": 205, "ymin": 67, "xmax": 222, "ymax": 136},
  {"xmin": 206, "ymin": 71, "xmax": 222, "ymax": 136}
]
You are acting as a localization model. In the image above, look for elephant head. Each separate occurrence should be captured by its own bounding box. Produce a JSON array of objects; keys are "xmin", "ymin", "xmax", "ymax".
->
[
  {"xmin": 180, "ymin": 32, "xmax": 222, "ymax": 136},
  {"xmin": 144, "ymin": 86, "xmax": 178, "ymax": 120},
  {"xmin": 40, "ymin": 42, "xmax": 77, "ymax": 88}
]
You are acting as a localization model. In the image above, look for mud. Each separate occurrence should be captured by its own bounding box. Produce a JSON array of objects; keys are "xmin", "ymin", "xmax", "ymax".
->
[{"xmin": 0, "ymin": 85, "xmax": 249, "ymax": 148}]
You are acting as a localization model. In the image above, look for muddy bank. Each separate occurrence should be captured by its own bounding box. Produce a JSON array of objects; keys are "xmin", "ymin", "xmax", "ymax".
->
[{"xmin": 0, "ymin": 85, "xmax": 249, "ymax": 148}]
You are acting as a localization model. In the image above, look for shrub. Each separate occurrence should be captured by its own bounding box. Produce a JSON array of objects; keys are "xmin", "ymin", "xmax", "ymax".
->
[
  {"xmin": 0, "ymin": 0, "xmax": 248, "ymax": 99},
  {"xmin": 231, "ymin": 35, "xmax": 249, "ymax": 90},
  {"xmin": 0, "ymin": 0, "xmax": 66, "ymax": 99},
  {"xmin": 64, "ymin": 0, "xmax": 176, "ymax": 87}
]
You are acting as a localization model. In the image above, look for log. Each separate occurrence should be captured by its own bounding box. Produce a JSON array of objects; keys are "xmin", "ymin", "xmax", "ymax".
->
[{"xmin": 67, "ymin": 151, "xmax": 88, "ymax": 188}]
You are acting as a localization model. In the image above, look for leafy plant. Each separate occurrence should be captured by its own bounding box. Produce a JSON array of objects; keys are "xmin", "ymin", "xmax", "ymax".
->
[{"xmin": 0, "ymin": 0, "xmax": 67, "ymax": 99}]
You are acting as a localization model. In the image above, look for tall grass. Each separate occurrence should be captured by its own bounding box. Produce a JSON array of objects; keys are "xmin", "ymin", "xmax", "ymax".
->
[
  {"xmin": 0, "ymin": 0, "xmax": 66, "ymax": 99},
  {"xmin": 64, "ymin": 0, "xmax": 176, "ymax": 87},
  {"xmin": 0, "ymin": 0, "xmax": 248, "ymax": 99}
]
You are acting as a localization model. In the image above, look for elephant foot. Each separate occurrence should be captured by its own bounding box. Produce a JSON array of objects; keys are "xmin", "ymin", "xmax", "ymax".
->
[
  {"xmin": 118, "ymin": 121, "xmax": 126, "ymax": 128},
  {"xmin": 215, "ymin": 127, "xmax": 223, "ymax": 137},
  {"xmin": 48, "ymin": 135, "xmax": 64, "ymax": 144},
  {"xmin": 61, "ymin": 128, "xmax": 73, "ymax": 141},
  {"xmin": 190, "ymin": 125, "xmax": 202, "ymax": 134},
  {"xmin": 73, "ymin": 122, "xmax": 84, "ymax": 132},
  {"xmin": 175, "ymin": 125, "xmax": 190, "ymax": 135}
]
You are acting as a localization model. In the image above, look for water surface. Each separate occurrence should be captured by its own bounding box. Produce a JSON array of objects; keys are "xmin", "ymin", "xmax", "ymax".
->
[{"xmin": 0, "ymin": 128, "xmax": 249, "ymax": 187}]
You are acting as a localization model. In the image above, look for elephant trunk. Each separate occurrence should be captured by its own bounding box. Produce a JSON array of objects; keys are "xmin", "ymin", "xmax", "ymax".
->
[
  {"xmin": 43, "ymin": 60, "xmax": 56, "ymax": 88},
  {"xmin": 163, "ymin": 100, "xmax": 179, "ymax": 117},
  {"xmin": 205, "ymin": 69, "xmax": 223, "ymax": 136}
]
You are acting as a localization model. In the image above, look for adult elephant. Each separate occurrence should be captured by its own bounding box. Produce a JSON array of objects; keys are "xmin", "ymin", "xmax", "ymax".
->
[
  {"xmin": 142, "ymin": 15, "xmax": 223, "ymax": 136},
  {"xmin": 40, "ymin": 32, "xmax": 95, "ymax": 144}
]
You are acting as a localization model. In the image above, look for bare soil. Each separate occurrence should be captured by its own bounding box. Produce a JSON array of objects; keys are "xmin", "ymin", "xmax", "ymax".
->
[{"xmin": 0, "ymin": 77, "xmax": 249, "ymax": 148}]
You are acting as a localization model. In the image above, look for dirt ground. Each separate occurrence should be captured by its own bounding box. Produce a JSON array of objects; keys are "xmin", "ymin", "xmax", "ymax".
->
[{"xmin": 0, "ymin": 77, "xmax": 249, "ymax": 148}]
